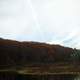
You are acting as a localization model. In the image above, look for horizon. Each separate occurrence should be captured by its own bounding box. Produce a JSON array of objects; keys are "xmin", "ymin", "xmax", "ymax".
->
[{"xmin": 0, "ymin": 37, "xmax": 78, "ymax": 50}]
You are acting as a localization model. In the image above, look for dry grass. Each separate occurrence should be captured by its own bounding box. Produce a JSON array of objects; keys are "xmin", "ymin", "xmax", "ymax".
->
[{"xmin": 0, "ymin": 63, "xmax": 80, "ymax": 75}]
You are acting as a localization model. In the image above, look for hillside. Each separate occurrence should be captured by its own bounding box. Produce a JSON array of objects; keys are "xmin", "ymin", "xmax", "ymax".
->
[
  {"xmin": 0, "ymin": 38, "xmax": 73, "ymax": 65},
  {"xmin": 0, "ymin": 38, "xmax": 80, "ymax": 75}
]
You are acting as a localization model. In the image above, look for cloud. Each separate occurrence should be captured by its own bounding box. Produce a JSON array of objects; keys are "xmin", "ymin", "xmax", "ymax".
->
[{"xmin": 0, "ymin": 0, "xmax": 80, "ymax": 48}]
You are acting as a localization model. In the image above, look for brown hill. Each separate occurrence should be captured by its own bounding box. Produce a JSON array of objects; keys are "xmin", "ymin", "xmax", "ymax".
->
[{"xmin": 0, "ymin": 38, "xmax": 74, "ymax": 67}]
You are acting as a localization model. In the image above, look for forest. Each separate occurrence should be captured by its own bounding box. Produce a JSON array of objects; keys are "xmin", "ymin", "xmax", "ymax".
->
[{"xmin": 0, "ymin": 38, "xmax": 80, "ymax": 68}]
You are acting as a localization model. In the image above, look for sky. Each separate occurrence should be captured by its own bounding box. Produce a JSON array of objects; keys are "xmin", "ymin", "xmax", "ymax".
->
[{"xmin": 0, "ymin": 0, "xmax": 80, "ymax": 49}]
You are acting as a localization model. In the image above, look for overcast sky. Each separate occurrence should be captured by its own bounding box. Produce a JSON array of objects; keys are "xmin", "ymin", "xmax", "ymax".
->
[{"xmin": 0, "ymin": 0, "xmax": 80, "ymax": 48}]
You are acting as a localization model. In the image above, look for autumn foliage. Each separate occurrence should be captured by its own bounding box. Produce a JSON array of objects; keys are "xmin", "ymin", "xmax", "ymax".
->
[{"xmin": 0, "ymin": 38, "xmax": 74, "ymax": 67}]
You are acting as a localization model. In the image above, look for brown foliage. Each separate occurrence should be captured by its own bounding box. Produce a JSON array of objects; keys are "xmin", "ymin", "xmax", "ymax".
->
[{"xmin": 0, "ymin": 38, "xmax": 73, "ymax": 67}]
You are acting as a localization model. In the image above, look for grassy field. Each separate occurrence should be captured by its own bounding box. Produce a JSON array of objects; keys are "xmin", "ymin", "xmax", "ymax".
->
[
  {"xmin": 0, "ymin": 63, "xmax": 80, "ymax": 75},
  {"xmin": 0, "ymin": 64, "xmax": 79, "ymax": 80}
]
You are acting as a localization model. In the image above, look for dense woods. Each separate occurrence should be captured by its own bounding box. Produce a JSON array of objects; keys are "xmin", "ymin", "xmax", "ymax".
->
[{"xmin": 0, "ymin": 38, "xmax": 80, "ymax": 68}]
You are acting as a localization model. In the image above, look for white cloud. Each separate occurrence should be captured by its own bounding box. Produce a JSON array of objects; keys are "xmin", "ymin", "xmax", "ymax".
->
[{"xmin": 0, "ymin": 0, "xmax": 80, "ymax": 48}]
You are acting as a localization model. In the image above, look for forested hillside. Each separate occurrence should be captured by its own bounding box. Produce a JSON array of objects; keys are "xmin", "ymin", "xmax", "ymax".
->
[{"xmin": 0, "ymin": 38, "xmax": 80, "ymax": 68}]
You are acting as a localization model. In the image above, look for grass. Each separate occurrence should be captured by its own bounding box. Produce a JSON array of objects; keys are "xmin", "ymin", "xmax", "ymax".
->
[{"xmin": 0, "ymin": 63, "xmax": 80, "ymax": 75}]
